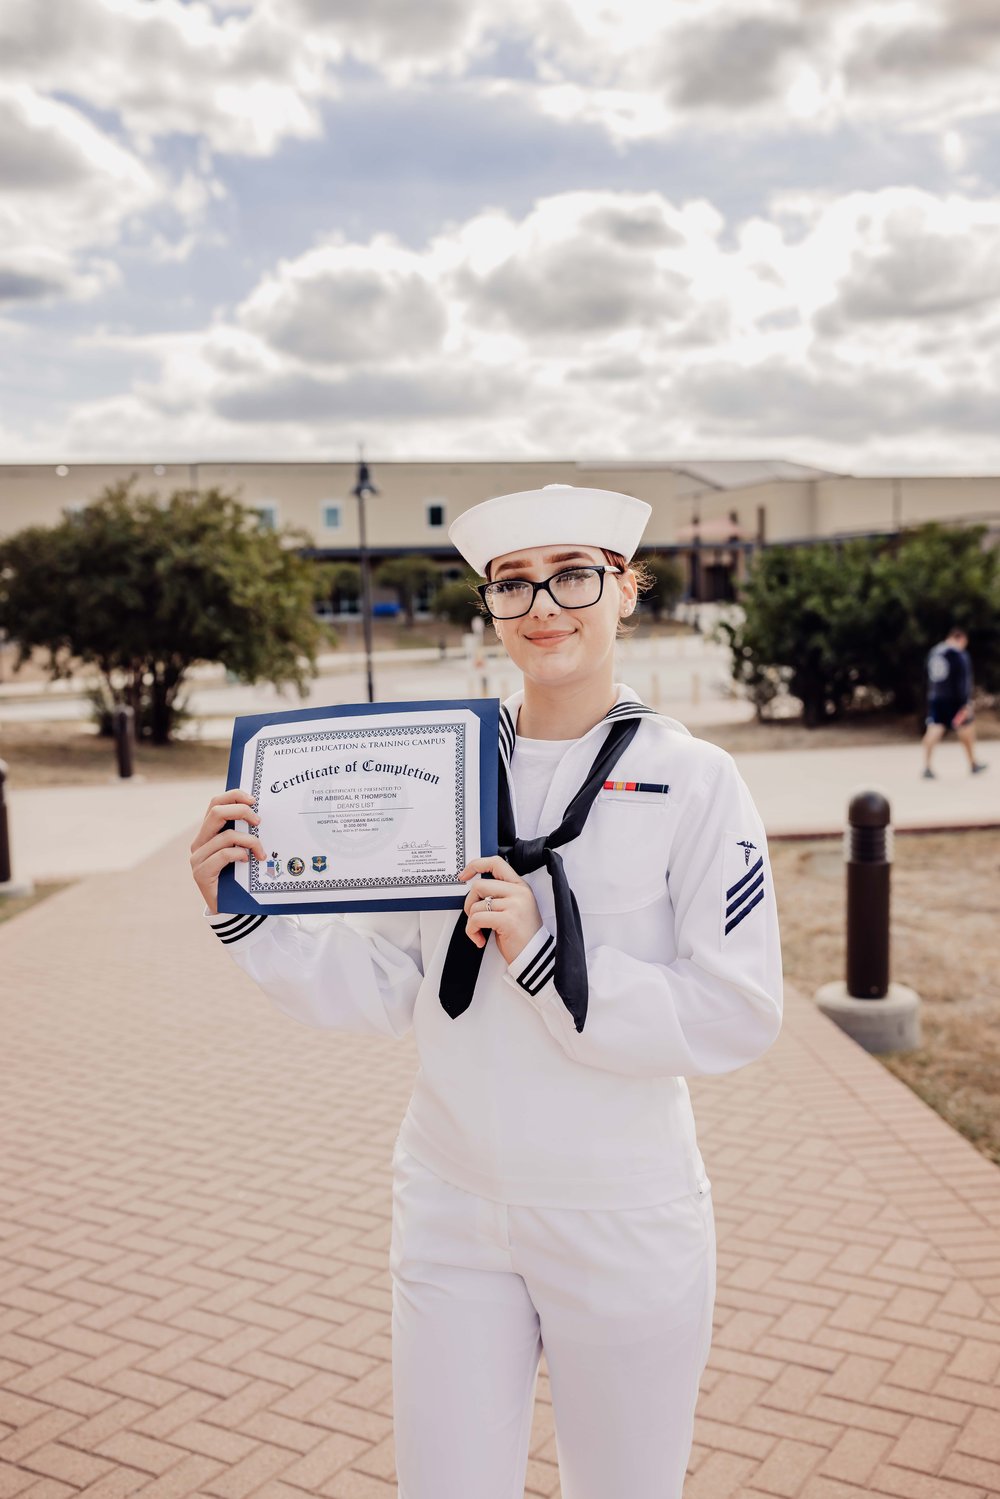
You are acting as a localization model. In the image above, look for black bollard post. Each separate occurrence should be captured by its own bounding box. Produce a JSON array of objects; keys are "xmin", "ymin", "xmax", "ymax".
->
[
  {"xmin": 114, "ymin": 706, "xmax": 135, "ymax": 780},
  {"xmin": 845, "ymin": 791, "xmax": 891, "ymax": 999},
  {"xmin": 0, "ymin": 758, "xmax": 11, "ymax": 884}
]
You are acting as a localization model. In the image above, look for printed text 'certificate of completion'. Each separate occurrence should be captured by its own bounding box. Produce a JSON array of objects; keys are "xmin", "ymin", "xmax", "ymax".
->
[{"xmin": 217, "ymin": 697, "xmax": 499, "ymax": 916}]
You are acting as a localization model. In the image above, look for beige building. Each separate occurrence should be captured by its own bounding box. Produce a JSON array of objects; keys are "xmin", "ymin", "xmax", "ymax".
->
[{"xmin": 2, "ymin": 457, "xmax": 998, "ymax": 604}]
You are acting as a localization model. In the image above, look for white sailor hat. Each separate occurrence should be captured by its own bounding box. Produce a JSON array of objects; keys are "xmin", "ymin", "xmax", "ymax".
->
[{"xmin": 448, "ymin": 483, "xmax": 652, "ymax": 576}]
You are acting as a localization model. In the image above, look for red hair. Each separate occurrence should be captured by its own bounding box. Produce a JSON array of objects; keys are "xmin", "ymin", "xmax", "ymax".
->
[{"xmin": 485, "ymin": 547, "xmax": 632, "ymax": 580}]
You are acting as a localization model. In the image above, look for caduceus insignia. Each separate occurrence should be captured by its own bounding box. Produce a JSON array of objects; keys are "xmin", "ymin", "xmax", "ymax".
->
[{"xmin": 736, "ymin": 839, "xmax": 757, "ymax": 866}]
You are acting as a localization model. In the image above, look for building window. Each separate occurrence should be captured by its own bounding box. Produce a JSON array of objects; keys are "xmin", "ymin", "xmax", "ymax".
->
[
  {"xmin": 253, "ymin": 502, "xmax": 278, "ymax": 531},
  {"xmin": 321, "ymin": 503, "xmax": 342, "ymax": 530},
  {"xmin": 426, "ymin": 501, "xmax": 446, "ymax": 528}
]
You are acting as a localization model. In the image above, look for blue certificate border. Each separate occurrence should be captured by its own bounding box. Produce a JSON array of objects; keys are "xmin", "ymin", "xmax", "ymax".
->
[{"xmin": 217, "ymin": 697, "xmax": 499, "ymax": 916}]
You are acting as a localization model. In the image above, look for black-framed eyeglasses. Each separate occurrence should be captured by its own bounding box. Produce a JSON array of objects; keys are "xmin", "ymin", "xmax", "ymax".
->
[{"xmin": 477, "ymin": 565, "xmax": 622, "ymax": 620}]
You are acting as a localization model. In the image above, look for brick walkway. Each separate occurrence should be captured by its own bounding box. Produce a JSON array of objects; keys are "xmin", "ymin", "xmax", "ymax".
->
[{"xmin": 1, "ymin": 837, "xmax": 999, "ymax": 1499}]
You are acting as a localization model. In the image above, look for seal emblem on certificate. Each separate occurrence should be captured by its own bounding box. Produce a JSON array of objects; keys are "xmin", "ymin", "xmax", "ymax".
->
[{"xmin": 217, "ymin": 697, "xmax": 499, "ymax": 916}]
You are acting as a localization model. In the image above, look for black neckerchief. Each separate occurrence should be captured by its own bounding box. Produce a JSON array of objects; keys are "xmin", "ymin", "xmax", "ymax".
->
[{"xmin": 438, "ymin": 697, "xmax": 658, "ymax": 1032}]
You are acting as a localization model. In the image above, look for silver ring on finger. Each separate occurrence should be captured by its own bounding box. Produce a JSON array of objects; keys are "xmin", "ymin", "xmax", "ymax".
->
[{"xmin": 484, "ymin": 895, "xmax": 494, "ymax": 912}]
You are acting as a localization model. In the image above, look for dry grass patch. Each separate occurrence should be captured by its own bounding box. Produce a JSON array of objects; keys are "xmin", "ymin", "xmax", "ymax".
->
[
  {"xmin": 1, "ymin": 722, "xmax": 229, "ymax": 789},
  {"xmin": 699, "ymin": 704, "xmax": 1000, "ymax": 756},
  {"xmin": 0, "ymin": 881, "xmax": 71, "ymax": 927},
  {"xmin": 771, "ymin": 827, "xmax": 1000, "ymax": 1167}
]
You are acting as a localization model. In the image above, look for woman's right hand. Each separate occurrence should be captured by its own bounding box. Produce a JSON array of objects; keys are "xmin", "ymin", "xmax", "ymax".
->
[{"xmin": 190, "ymin": 789, "xmax": 268, "ymax": 914}]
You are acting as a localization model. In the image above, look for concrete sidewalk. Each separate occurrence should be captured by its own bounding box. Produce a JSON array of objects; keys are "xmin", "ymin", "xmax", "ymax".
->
[
  {"xmin": 5, "ymin": 778, "xmax": 223, "ymax": 885},
  {"xmin": 4, "ymin": 735, "xmax": 996, "ymax": 885},
  {"xmin": 1, "ymin": 834, "xmax": 999, "ymax": 1498},
  {"xmin": 737, "ymin": 739, "xmax": 998, "ymax": 838}
]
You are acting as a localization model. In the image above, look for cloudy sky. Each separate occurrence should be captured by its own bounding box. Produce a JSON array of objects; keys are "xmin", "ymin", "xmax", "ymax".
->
[{"xmin": 2, "ymin": 0, "xmax": 1000, "ymax": 473}]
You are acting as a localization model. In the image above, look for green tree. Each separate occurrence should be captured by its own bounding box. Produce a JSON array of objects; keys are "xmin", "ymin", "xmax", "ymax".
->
[
  {"xmin": 722, "ymin": 525, "xmax": 1000, "ymax": 725},
  {"xmin": 314, "ymin": 560, "xmax": 362, "ymax": 611},
  {"xmin": 643, "ymin": 554, "xmax": 686, "ymax": 620},
  {"xmin": 721, "ymin": 539, "xmax": 884, "ymax": 725},
  {"xmin": 433, "ymin": 575, "xmax": 483, "ymax": 628},
  {"xmin": 374, "ymin": 555, "xmax": 440, "ymax": 626},
  {"xmin": 0, "ymin": 478, "xmax": 324, "ymax": 743},
  {"xmin": 867, "ymin": 524, "xmax": 1000, "ymax": 712}
]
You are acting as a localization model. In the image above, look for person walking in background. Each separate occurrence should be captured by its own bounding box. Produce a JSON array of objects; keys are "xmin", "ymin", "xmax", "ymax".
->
[{"xmin": 922, "ymin": 625, "xmax": 988, "ymax": 778}]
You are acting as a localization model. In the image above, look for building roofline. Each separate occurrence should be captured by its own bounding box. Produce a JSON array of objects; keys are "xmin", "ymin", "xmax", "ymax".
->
[
  {"xmin": 0, "ymin": 454, "xmax": 838, "ymax": 472},
  {"xmin": 6, "ymin": 457, "xmax": 1000, "ymax": 480}
]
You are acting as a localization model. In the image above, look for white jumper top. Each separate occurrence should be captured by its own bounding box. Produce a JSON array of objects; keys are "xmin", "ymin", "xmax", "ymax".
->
[
  {"xmin": 510, "ymin": 733, "xmax": 577, "ymax": 838},
  {"xmin": 206, "ymin": 685, "xmax": 784, "ymax": 1209}
]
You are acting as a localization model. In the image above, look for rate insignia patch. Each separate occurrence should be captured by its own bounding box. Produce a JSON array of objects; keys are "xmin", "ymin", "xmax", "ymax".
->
[
  {"xmin": 311, "ymin": 854, "xmax": 327, "ymax": 873},
  {"xmin": 723, "ymin": 834, "xmax": 765, "ymax": 937}
]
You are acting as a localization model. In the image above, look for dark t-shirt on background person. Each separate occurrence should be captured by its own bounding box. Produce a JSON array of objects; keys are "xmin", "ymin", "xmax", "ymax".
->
[{"xmin": 926, "ymin": 640, "xmax": 973, "ymax": 727}]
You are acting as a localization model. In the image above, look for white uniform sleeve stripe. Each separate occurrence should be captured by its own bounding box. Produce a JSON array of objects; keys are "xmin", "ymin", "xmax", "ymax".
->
[
  {"xmin": 216, "ymin": 915, "xmax": 268, "ymax": 944},
  {"xmin": 520, "ymin": 954, "xmax": 556, "ymax": 995},
  {"xmin": 210, "ymin": 912, "xmax": 252, "ymax": 933},
  {"xmin": 211, "ymin": 913, "xmax": 257, "ymax": 934},
  {"xmin": 517, "ymin": 933, "xmax": 555, "ymax": 987},
  {"xmin": 214, "ymin": 912, "xmax": 263, "ymax": 935}
]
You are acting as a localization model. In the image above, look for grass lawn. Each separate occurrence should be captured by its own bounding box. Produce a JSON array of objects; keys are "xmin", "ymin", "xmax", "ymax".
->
[
  {"xmin": 698, "ymin": 703, "xmax": 1000, "ymax": 756},
  {"xmin": 1, "ymin": 723, "xmax": 230, "ymax": 789},
  {"xmin": 0, "ymin": 881, "xmax": 71, "ymax": 926},
  {"xmin": 770, "ymin": 828, "xmax": 1000, "ymax": 1168}
]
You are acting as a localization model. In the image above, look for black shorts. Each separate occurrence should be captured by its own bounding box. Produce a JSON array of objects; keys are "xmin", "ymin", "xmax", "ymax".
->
[{"xmin": 926, "ymin": 699, "xmax": 973, "ymax": 729}]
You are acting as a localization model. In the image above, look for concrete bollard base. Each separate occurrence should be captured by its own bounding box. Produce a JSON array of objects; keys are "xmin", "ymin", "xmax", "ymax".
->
[
  {"xmin": 0, "ymin": 878, "xmax": 36, "ymax": 901},
  {"xmin": 813, "ymin": 981, "xmax": 922, "ymax": 1054}
]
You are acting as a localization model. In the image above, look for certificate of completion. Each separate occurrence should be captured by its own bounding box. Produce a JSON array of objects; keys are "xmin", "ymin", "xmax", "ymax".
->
[{"xmin": 217, "ymin": 697, "xmax": 499, "ymax": 916}]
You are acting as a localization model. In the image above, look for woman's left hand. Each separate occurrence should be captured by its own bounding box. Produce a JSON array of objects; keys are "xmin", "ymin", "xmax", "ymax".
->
[{"xmin": 459, "ymin": 855, "xmax": 543, "ymax": 966}]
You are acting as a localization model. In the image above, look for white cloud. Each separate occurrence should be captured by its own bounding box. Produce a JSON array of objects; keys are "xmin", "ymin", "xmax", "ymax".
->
[
  {"xmin": 22, "ymin": 183, "xmax": 1000, "ymax": 471},
  {"xmin": 237, "ymin": 240, "xmax": 450, "ymax": 364},
  {"xmin": 451, "ymin": 0, "xmax": 1000, "ymax": 144},
  {"xmin": 940, "ymin": 128, "xmax": 967, "ymax": 169},
  {"xmin": 3, "ymin": 0, "xmax": 999, "ymax": 170},
  {"xmin": 452, "ymin": 194, "xmax": 697, "ymax": 338},
  {"xmin": 0, "ymin": 79, "xmax": 237, "ymax": 307},
  {"xmin": 0, "ymin": 250, "xmax": 119, "ymax": 307},
  {"xmin": 2, "ymin": 2, "xmax": 999, "ymax": 474},
  {"xmin": 0, "ymin": 84, "xmax": 162, "ymax": 306},
  {"xmin": 807, "ymin": 189, "xmax": 1000, "ymax": 328},
  {"xmin": 0, "ymin": 0, "xmax": 327, "ymax": 157},
  {"xmin": 0, "ymin": 86, "xmax": 161, "ymax": 243},
  {"xmin": 280, "ymin": 0, "xmax": 481, "ymax": 81}
]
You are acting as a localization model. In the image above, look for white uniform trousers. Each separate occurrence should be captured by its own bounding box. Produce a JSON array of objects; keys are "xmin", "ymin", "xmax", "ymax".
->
[{"xmin": 389, "ymin": 1143, "xmax": 716, "ymax": 1499}]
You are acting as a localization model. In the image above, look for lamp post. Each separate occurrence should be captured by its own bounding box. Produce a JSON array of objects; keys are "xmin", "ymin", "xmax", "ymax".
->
[
  {"xmin": 689, "ymin": 492, "xmax": 701, "ymax": 606},
  {"xmin": 352, "ymin": 446, "xmax": 379, "ymax": 703}
]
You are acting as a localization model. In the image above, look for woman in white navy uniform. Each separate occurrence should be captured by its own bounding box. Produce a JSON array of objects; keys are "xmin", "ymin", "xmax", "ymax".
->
[{"xmin": 191, "ymin": 484, "xmax": 783, "ymax": 1499}]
